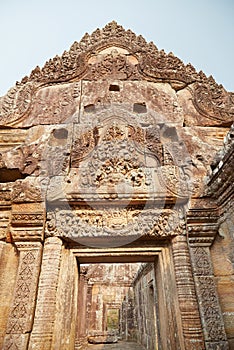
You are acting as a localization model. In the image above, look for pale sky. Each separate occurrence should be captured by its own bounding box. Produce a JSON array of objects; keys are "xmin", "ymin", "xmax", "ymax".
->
[{"xmin": 0, "ymin": 0, "xmax": 233, "ymax": 96}]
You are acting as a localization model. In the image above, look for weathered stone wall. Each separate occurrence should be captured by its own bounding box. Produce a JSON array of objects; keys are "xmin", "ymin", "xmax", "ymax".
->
[
  {"xmin": 133, "ymin": 263, "xmax": 157, "ymax": 350},
  {"xmin": 0, "ymin": 243, "xmax": 19, "ymax": 348},
  {"xmin": 211, "ymin": 207, "xmax": 234, "ymax": 349},
  {"xmin": 119, "ymin": 287, "xmax": 136, "ymax": 341},
  {"xmin": 208, "ymin": 125, "xmax": 234, "ymax": 349}
]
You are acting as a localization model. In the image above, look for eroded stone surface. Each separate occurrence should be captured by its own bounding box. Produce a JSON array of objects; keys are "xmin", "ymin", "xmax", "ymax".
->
[
  {"xmin": 86, "ymin": 341, "xmax": 145, "ymax": 350},
  {"xmin": 0, "ymin": 22, "xmax": 233, "ymax": 350}
]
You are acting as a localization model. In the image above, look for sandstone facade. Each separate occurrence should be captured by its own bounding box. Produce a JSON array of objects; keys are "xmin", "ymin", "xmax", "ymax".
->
[{"xmin": 0, "ymin": 22, "xmax": 233, "ymax": 349}]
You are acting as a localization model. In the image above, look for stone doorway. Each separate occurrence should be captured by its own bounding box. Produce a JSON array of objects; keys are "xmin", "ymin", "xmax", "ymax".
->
[
  {"xmin": 72, "ymin": 242, "xmax": 186, "ymax": 350},
  {"xmin": 75, "ymin": 262, "xmax": 159, "ymax": 350}
]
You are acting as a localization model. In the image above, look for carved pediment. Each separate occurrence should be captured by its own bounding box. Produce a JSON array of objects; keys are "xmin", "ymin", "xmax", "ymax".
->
[
  {"xmin": 0, "ymin": 21, "xmax": 233, "ymax": 126},
  {"xmin": 39, "ymin": 115, "xmax": 193, "ymax": 207}
]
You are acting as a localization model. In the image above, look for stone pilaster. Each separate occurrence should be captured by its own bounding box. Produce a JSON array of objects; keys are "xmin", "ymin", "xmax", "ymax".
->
[
  {"xmin": 2, "ymin": 242, "xmax": 43, "ymax": 350},
  {"xmin": 75, "ymin": 267, "xmax": 88, "ymax": 350},
  {"xmin": 172, "ymin": 235, "xmax": 205, "ymax": 350},
  {"xmin": 189, "ymin": 240, "xmax": 229, "ymax": 350},
  {"xmin": 0, "ymin": 240, "xmax": 5, "ymax": 260},
  {"xmin": 28, "ymin": 236, "xmax": 63, "ymax": 350}
]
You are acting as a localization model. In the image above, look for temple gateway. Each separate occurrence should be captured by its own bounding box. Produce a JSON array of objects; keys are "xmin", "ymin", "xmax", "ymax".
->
[{"xmin": 0, "ymin": 22, "xmax": 233, "ymax": 350}]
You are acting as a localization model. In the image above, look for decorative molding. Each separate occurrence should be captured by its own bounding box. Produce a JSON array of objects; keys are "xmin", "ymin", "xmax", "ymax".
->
[
  {"xmin": 3, "ymin": 243, "xmax": 42, "ymax": 350},
  {"xmin": 0, "ymin": 210, "xmax": 10, "ymax": 239},
  {"xmin": 187, "ymin": 199, "xmax": 219, "ymax": 242},
  {"xmin": 9, "ymin": 210, "xmax": 45, "ymax": 242},
  {"xmin": 11, "ymin": 213, "xmax": 44, "ymax": 226},
  {"xmin": 10, "ymin": 228, "xmax": 44, "ymax": 242},
  {"xmin": 0, "ymin": 22, "xmax": 233, "ymax": 126},
  {"xmin": 188, "ymin": 237, "xmax": 214, "ymax": 246},
  {"xmin": 190, "ymin": 246, "xmax": 228, "ymax": 347},
  {"xmin": 196, "ymin": 276, "xmax": 227, "ymax": 342},
  {"xmin": 190, "ymin": 246, "xmax": 213, "ymax": 276}
]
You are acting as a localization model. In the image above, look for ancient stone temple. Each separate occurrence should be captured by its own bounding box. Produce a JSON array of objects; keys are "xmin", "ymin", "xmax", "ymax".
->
[{"xmin": 0, "ymin": 21, "xmax": 233, "ymax": 350}]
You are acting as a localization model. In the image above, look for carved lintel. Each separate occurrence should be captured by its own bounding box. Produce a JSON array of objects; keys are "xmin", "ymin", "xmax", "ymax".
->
[
  {"xmin": 45, "ymin": 207, "xmax": 186, "ymax": 242},
  {"xmin": 2, "ymin": 242, "xmax": 43, "ymax": 350}
]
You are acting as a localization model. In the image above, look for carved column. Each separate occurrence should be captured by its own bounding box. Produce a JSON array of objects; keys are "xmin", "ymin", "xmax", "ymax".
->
[
  {"xmin": 172, "ymin": 235, "xmax": 205, "ymax": 350},
  {"xmin": 28, "ymin": 236, "xmax": 63, "ymax": 350},
  {"xmin": 189, "ymin": 239, "xmax": 229, "ymax": 349},
  {"xmin": 2, "ymin": 242, "xmax": 43, "ymax": 350}
]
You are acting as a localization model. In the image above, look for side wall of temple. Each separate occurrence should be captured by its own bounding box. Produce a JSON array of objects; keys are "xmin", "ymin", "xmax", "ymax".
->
[
  {"xmin": 133, "ymin": 263, "xmax": 157, "ymax": 350},
  {"xmin": 209, "ymin": 126, "xmax": 234, "ymax": 348}
]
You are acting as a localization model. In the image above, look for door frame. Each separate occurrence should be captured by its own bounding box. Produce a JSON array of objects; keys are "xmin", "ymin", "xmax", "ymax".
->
[{"xmin": 72, "ymin": 243, "xmax": 185, "ymax": 350}]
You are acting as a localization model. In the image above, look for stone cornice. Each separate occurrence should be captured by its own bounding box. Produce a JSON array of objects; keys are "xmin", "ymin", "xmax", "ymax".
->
[{"xmin": 187, "ymin": 198, "xmax": 219, "ymax": 243}]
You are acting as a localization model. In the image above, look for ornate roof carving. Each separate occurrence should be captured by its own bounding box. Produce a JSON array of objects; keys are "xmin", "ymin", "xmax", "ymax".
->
[{"xmin": 0, "ymin": 21, "xmax": 233, "ymax": 126}]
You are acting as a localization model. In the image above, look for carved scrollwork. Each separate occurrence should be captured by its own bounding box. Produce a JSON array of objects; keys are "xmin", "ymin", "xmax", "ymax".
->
[
  {"xmin": 71, "ymin": 122, "xmax": 152, "ymax": 195},
  {"xmin": 0, "ymin": 82, "xmax": 34, "ymax": 126},
  {"xmin": 12, "ymin": 179, "xmax": 44, "ymax": 203},
  {"xmin": 71, "ymin": 129, "xmax": 96, "ymax": 167},
  {"xmin": 196, "ymin": 276, "xmax": 227, "ymax": 341},
  {"xmin": 84, "ymin": 51, "xmax": 139, "ymax": 80},
  {"xmin": 158, "ymin": 165, "xmax": 190, "ymax": 198},
  {"xmin": 145, "ymin": 127, "xmax": 163, "ymax": 164},
  {"xmin": 193, "ymin": 75, "xmax": 234, "ymax": 123},
  {"xmin": 139, "ymin": 50, "xmax": 198, "ymax": 88}
]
